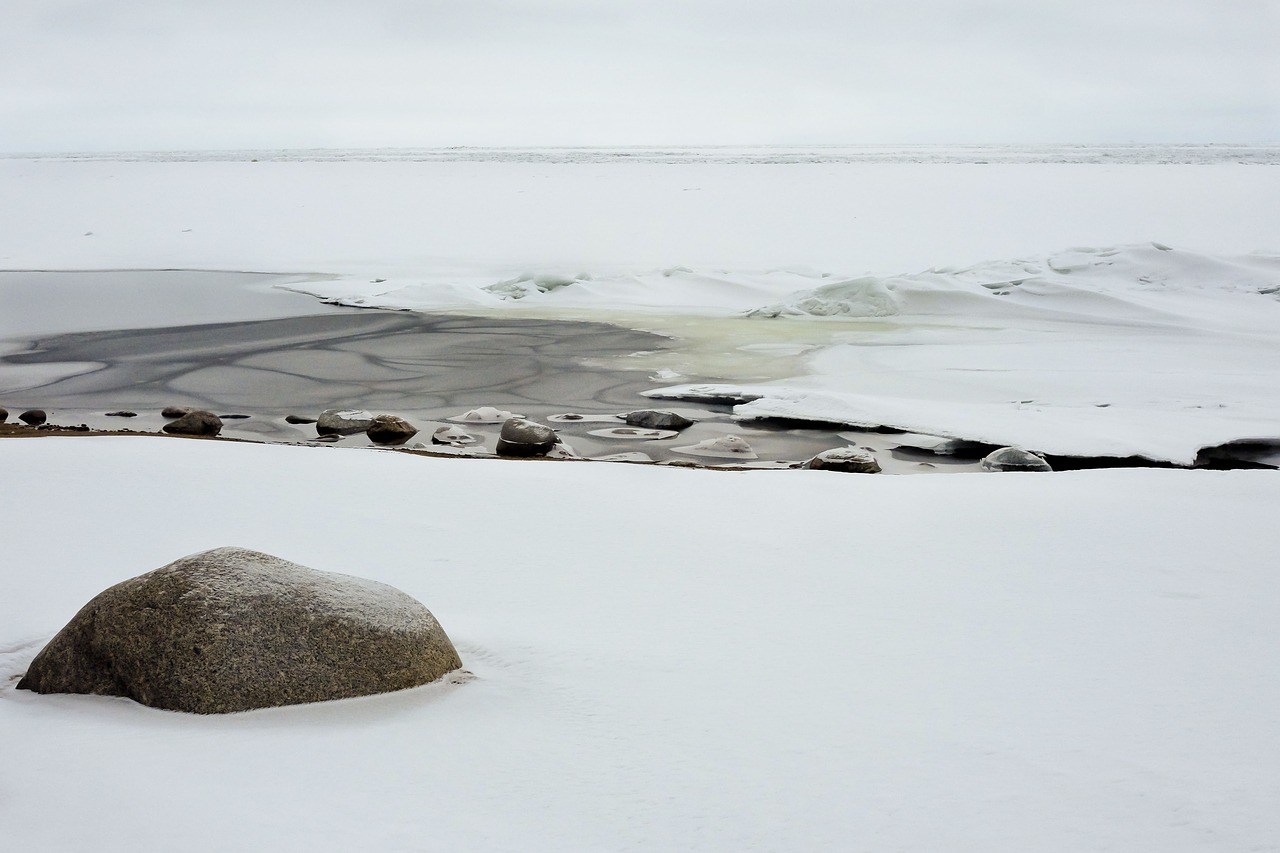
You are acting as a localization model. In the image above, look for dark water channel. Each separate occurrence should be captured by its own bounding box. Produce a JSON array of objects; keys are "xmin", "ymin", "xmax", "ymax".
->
[{"xmin": 0, "ymin": 271, "xmax": 987, "ymax": 471}]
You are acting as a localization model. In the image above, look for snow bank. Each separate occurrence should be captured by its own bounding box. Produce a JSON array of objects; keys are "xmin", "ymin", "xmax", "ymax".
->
[
  {"xmin": 646, "ymin": 245, "xmax": 1280, "ymax": 463},
  {"xmin": 1, "ymin": 438, "xmax": 1279, "ymax": 852}
]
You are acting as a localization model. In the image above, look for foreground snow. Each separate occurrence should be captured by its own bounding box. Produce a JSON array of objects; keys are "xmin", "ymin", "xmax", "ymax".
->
[{"xmin": 1, "ymin": 437, "xmax": 1277, "ymax": 851}]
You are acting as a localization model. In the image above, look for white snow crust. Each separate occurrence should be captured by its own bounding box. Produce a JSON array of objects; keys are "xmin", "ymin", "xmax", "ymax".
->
[{"xmin": 2, "ymin": 437, "xmax": 1278, "ymax": 852}]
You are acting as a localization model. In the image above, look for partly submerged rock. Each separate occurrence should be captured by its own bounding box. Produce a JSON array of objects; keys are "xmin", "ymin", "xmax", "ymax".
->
[
  {"xmin": 981, "ymin": 447, "xmax": 1053, "ymax": 472},
  {"xmin": 317, "ymin": 408, "xmax": 375, "ymax": 436},
  {"xmin": 496, "ymin": 417, "xmax": 557, "ymax": 457},
  {"xmin": 366, "ymin": 414, "xmax": 419, "ymax": 444},
  {"xmin": 448, "ymin": 406, "xmax": 524, "ymax": 424},
  {"xmin": 805, "ymin": 446, "xmax": 882, "ymax": 473},
  {"xmin": 671, "ymin": 434, "xmax": 758, "ymax": 460},
  {"xmin": 17, "ymin": 547, "xmax": 462, "ymax": 714},
  {"xmin": 162, "ymin": 410, "xmax": 223, "ymax": 437},
  {"xmin": 161, "ymin": 405, "xmax": 194, "ymax": 419},
  {"xmin": 0, "ymin": 407, "xmax": 9, "ymax": 422},
  {"xmin": 622, "ymin": 410, "xmax": 695, "ymax": 430},
  {"xmin": 588, "ymin": 426, "xmax": 678, "ymax": 441},
  {"xmin": 18, "ymin": 409, "xmax": 47, "ymax": 426},
  {"xmin": 285, "ymin": 414, "xmax": 318, "ymax": 425},
  {"xmin": 431, "ymin": 425, "xmax": 479, "ymax": 445},
  {"xmin": 104, "ymin": 410, "xmax": 138, "ymax": 418}
]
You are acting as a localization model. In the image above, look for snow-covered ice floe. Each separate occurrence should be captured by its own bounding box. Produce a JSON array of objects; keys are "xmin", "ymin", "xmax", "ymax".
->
[
  {"xmin": 303, "ymin": 244, "xmax": 1280, "ymax": 465},
  {"xmin": 641, "ymin": 245, "xmax": 1280, "ymax": 465}
]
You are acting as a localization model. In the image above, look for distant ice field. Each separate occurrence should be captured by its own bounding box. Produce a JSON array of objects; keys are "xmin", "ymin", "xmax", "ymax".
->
[{"xmin": 1, "ymin": 146, "xmax": 1278, "ymax": 463}]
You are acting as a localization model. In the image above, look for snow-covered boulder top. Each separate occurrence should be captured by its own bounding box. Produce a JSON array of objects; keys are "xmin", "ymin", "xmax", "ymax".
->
[{"xmin": 17, "ymin": 547, "xmax": 462, "ymax": 714}]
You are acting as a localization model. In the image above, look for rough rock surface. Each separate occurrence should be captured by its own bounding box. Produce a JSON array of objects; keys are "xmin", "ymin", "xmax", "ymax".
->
[
  {"xmin": 162, "ymin": 410, "xmax": 223, "ymax": 437},
  {"xmin": 981, "ymin": 447, "xmax": 1053, "ymax": 472},
  {"xmin": 17, "ymin": 547, "xmax": 462, "ymax": 714},
  {"xmin": 161, "ymin": 405, "xmax": 194, "ymax": 419},
  {"xmin": 496, "ymin": 417, "xmax": 558, "ymax": 457},
  {"xmin": 366, "ymin": 414, "xmax": 419, "ymax": 444},
  {"xmin": 805, "ymin": 446, "xmax": 882, "ymax": 473},
  {"xmin": 623, "ymin": 410, "xmax": 695, "ymax": 430},
  {"xmin": 317, "ymin": 408, "xmax": 376, "ymax": 436},
  {"xmin": 19, "ymin": 409, "xmax": 47, "ymax": 425}
]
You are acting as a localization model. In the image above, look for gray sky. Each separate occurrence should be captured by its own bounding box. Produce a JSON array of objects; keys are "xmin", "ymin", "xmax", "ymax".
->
[{"xmin": 2, "ymin": 0, "xmax": 1276, "ymax": 152}]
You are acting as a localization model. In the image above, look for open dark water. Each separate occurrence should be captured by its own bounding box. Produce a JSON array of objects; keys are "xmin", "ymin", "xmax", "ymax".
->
[{"xmin": 0, "ymin": 271, "xmax": 983, "ymax": 470}]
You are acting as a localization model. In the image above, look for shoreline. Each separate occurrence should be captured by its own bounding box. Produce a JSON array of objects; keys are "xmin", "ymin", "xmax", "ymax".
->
[{"xmin": 3, "ymin": 269, "xmax": 1276, "ymax": 473}]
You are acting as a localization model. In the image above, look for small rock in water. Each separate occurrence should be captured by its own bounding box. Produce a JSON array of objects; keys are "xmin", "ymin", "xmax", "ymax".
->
[
  {"xmin": 432, "ymin": 425, "xmax": 479, "ymax": 445},
  {"xmin": 161, "ymin": 405, "xmax": 194, "ymax": 419},
  {"xmin": 16, "ymin": 546, "xmax": 462, "ymax": 713},
  {"xmin": 19, "ymin": 409, "xmax": 47, "ymax": 426},
  {"xmin": 309, "ymin": 434, "xmax": 342, "ymax": 443},
  {"xmin": 544, "ymin": 441, "xmax": 582, "ymax": 460},
  {"xmin": 671, "ymin": 434, "xmax": 758, "ymax": 460},
  {"xmin": 366, "ymin": 414, "xmax": 419, "ymax": 444},
  {"xmin": 317, "ymin": 408, "xmax": 376, "ymax": 436},
  {"xmin": 588, "ymin": 427, "xmax": 678, "ymax": 441},
  {"xmin": 805, "ymin": 446, "xmax": 881, "ymax": 473},
  {"xmin": 496, "ymin": 417, "xmax": 558, "ymax": 457},
  {"xmin": 547, "ymin": 412, "xmax": 623, "ymax": 424},
  {"xmin": 448, "ymin": 406, "xmax": 523, "ymax": 424},
  {"xmin": 162, "ymin": 410, "xmax": 223, "ymax": 437},
  {"xmin": 981, "ymin": 447, "xmax": 1053, "ymax": 472},
  {"xmin": 0, "ymin": 408, "xmax": 9, "ymax": 422},
  {"xmin": 219, "ymin": 414, "xmax": 251, "ymax": 420},
  {"xmin": 285, "ymin": 414, "xmax": 318, "ymax": 425},
  {"xmin": 104, "ymin": 411, "xmax": 138, "ymax": 418},
  {"xmin": 622, "ymin": 410, "xmax": 696, "ymax": 430}
]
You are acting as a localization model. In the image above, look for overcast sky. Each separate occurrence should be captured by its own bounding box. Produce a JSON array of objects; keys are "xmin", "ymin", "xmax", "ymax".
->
[{"xmin": 2, "ymin": 0, "xmax": 1276, "ymax": 152}]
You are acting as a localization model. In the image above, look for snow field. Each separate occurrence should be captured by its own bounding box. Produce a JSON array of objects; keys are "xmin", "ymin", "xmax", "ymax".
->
[{"xmin": 1, "ymin": 437, "xmax": 1278, "ymax": 852}]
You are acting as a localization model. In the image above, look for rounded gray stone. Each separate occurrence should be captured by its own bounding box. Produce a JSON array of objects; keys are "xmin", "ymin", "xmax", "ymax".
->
[
  {"xmin": 162, "ymin": 410, "xmax": 223, "ymax": 436},
  {"xmin": 317, "ymin": 408, "xmax": 376, "ymax": 436},
  {"xmin": 622, "ymin": 410, "xmax": 696, "ymax": 430},
  {"xmin": 17, "ymin": 547, "xmax": 463, "ymax": 714},
  {"xmin": 496, "ymin": 417, "xmax": 557, "ymax": 456},
  {"xmin": 981, "ymin": 446, "xmax": 1053, "ymax": 472},
  {"xmin": 19, "ymin": 409, "xmax": 47, "ymax": 425},
  {"xmin": 0, "ymin": 407, "xmax": 8, "ymax": 423},
  {"xmin": 366, "ymin": 414, "xmax": 419, "ymax": 444},
  {"xmin": 805, "ymin": 446, "xmax": 882, "ymax": 473}
]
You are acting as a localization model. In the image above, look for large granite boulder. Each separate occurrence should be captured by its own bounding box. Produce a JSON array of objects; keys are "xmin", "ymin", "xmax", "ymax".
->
[
  {"xmin": 981, "ymin": 447, "xmax": 1053, "ymax": 472},
  {"xmin": 317, "ymin": 408, "xmax": 376, "ymax": 436},
  {"xmin": 17, "ymin": 547, "xmax": 462, "ymax": 714},
  {"xmin": 162, "ymin": 410, "xmax": 223, "ymax": 436},
  {"xmin": 496, "ymin": 417, "xmax": 557, "ymax": 457}
]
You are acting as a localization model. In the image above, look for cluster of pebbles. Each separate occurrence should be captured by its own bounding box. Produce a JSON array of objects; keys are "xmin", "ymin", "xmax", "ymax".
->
[{"xmin": 0, "ymin": 403, "xmax": 1056, "ymax": 474}]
